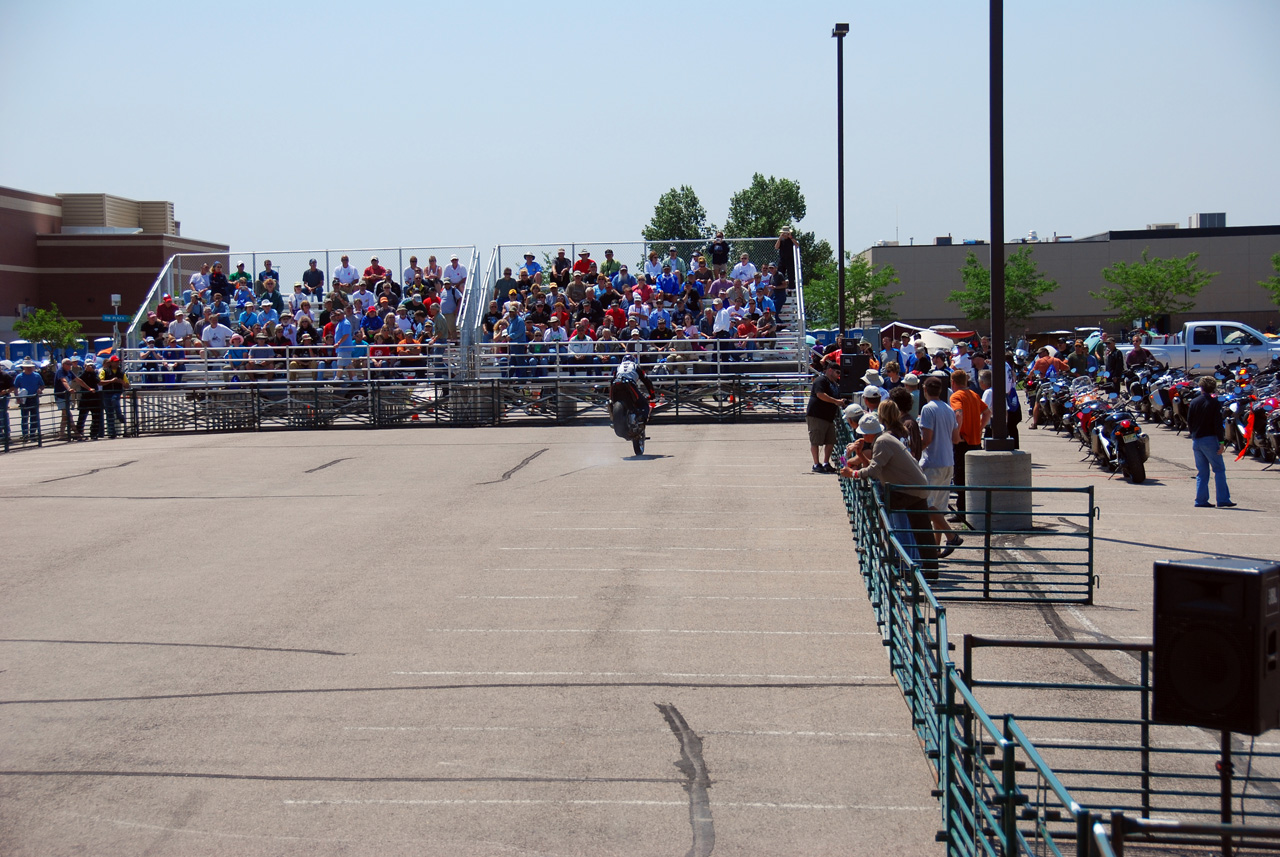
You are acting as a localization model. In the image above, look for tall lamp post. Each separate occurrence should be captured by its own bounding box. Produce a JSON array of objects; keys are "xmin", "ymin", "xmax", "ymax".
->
[
  {"xmin": 986, "ymin": 0, "xmax": 1014, "ymax": 450},
  {"xmin": 833, "ymin": 23, "xmax": 849, "ymax": 341}
]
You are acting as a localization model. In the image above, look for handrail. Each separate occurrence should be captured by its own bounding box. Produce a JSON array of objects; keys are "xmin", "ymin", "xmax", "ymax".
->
[
  {"xmin": 458, "ymin": 246, "xmax": 497, "ymax": 375},
  {"xmin": 791, "ymin": 241, "xmax": 807, "ymax": 372},
  {"xmin": 127, "ymin": 254, "xmax": 177, "ymax": 348}
]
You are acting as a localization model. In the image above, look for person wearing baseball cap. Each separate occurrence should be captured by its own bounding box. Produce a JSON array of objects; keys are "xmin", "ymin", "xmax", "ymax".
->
[{"xmin": 840, "ymin": 412, "xmax": 940, "ymax": 577}]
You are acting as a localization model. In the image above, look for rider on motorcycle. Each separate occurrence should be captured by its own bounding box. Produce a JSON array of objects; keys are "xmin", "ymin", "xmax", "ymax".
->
[{"xmin": 610, "ymin": 358, "xmax": 656, "ymax": 438}]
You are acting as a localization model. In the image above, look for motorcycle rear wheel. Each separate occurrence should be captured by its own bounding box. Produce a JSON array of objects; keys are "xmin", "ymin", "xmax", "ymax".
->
[{"xmin": 1122, "ymin": 446, "xmax": 1146, "ymax": 484}]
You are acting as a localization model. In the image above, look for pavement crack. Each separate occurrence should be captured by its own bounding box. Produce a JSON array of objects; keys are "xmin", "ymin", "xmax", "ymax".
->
[
  {"xmin": 477, "ymin": 448, "xmax": 547, "ymax": 485},
  {"xmin": 0, "ymin": 639, "xmax": 348, "ymax": 656},
  {"xmin": 657, "ymin": 702, "xmax": 714, "ymax": 857},
  {"xmin": 39, "ymin": 460, "xmax": 136, "ymax": 484},
  {"xmin": 305, "ymin": 458, "xmax": 351, "ymax": 473}
]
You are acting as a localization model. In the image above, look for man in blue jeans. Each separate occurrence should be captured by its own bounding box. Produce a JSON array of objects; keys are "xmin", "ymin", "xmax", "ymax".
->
[{"xmin": 1187, "ymin": 376, "xmax": 1236, "ymax": 508}]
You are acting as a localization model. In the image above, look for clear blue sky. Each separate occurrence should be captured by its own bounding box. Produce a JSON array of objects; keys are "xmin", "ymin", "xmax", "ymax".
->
[{"xmin": 3, "ymin": 0, "xmax": 1277, "ymax": 260}]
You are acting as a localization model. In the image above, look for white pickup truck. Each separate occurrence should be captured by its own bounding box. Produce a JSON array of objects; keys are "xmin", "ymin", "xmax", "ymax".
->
[{"xmin": 1120, "ymin": 321, "xmax": 1280, "ymax": 373}]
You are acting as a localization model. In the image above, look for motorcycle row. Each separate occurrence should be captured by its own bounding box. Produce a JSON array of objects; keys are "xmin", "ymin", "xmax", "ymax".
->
[{"xmin": 1024, "ymin": 358, "xmax": 1280, "ymax": 484}]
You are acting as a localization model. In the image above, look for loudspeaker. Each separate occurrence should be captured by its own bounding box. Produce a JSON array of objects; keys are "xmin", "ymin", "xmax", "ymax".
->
[
  {"xmin": 839, "ymin": 353, "xmax": 871, "ymax": 397},
  {"xmin": 1153, "ymin": 557, "xmax": 1280, "ymax": 735}
]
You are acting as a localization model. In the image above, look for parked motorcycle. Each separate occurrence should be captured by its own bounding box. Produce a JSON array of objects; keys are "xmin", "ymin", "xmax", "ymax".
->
[{"xmin": 1090, "ymin": 394, "xmax": 1150, "ymax": 483}]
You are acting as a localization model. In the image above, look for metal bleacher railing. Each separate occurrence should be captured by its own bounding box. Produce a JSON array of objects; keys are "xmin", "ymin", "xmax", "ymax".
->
[{"xmin": 834, "ymin": 417, "xmax": 1280, "ymax": 855}]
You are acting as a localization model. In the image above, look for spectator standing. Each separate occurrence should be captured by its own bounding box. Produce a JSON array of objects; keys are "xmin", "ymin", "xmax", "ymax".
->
[
  {"xmin": 919, "ymin": 376, "xmax": 962, "ymax": 554},
  {"xmin": 707, "ymin": 232, "xmax": 731, "ymax": 278},
  {"xmin": 13, "ymin": 360, "xmax": 44, "ymax": 441},
  {"xmin": 74, "ymin": 356, "xmax": 104, "ymax": 440},
  {"xmin": 806, "ymin": 357, "xmax": 848, "ymax": 473},
  {"xmin": 53, "ymin": 357, "xmax": 77, "ymax": 440},
  {"xmin": 1188, "ymin": 376, "xmax": 1236, "ymax": 508},
  {"xmin": 949, "ymin": 369, "xmax": 990, "ymax": 519},
  {"xmin": 99, "ymin": 355, "xmax": 129, "ymax": 439}
]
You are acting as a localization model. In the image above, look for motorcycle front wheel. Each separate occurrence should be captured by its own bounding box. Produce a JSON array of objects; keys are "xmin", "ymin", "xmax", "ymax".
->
[{"xmin": 632, "ymin": 435, "xmax": 645, "ymax": 456}]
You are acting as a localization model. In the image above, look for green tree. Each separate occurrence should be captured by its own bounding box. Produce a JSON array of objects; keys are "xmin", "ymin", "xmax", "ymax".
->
[
  {"xmin": 1259, "ymin": 252, "xmax": 1280, "ymax": 306},
  {"xmin": 642, "ymin": 186, "xmax": 714, "ymax": 243},
  {"xmin": 1091, "ymin": 249, "xmax": 1216, "ymax": 322},
  {"xmin": 722, "ymin": 172, "xmax": 835, "ymax": 301},
  {"xmin": 947, "ymin": 246, "xmax": 1058, "ymax": 329},
  {"xmin": 804, "ymin": 254, "xmax": 903, "ymax": 328},
  {"xmin": 13, "ymin": 303, "xmax": 82, "ymax": 355}
]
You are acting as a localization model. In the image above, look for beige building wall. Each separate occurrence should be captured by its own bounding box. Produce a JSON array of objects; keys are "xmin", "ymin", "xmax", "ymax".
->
[{"xmin": 863, "ymin": 227, "xmax": 1280, "ymax": 335}]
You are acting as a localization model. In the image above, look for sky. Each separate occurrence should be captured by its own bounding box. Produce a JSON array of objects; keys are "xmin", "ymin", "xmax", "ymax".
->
[{"xmin": 3, "ymin": 0, "xmax": 1277, "ymax": 266}]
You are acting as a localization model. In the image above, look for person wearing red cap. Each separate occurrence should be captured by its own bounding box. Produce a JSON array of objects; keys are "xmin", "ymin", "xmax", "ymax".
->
[
  {"xmin": 99, "ymin": 355, "xmax": 129, "ymax": 439},
  {"xmin": 156, "ymin": 293, "xmax": 179, "ymax": 324}
]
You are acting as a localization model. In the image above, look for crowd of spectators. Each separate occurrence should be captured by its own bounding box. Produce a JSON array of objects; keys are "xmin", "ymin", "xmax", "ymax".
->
[
  {"xmin": 128, "ymin": 252, "xmax": 470, "ymax": 385},
  {"xmin": 481, "ymin": 239, "xmax": 795, "ymax": 377},
  {"xmin": 807, "ymin": 330, "xmax": 1025, "ymax": 567}
]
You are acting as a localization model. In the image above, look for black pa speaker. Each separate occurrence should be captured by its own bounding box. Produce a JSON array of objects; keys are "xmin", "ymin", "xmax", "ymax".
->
[
  {"xmin": 838, "ymin": 353, "xmax": 871, "ymax": 397},
  {"xmin": 1153, "ymin": 557, "xmax": 1280, "ymax": 736}
]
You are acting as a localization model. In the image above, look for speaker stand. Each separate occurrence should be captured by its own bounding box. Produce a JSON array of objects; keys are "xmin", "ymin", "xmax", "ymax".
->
[{"xmin": 1219, "ymin": 730, "xmax": 1233, "ymax": 857}]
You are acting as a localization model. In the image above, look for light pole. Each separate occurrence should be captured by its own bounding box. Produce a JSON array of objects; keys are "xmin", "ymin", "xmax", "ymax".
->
[
  {"xmin": 987, "ymin": 0, "xmax": 1014, "ymax": 450},
  {"xmin": 833, "ymin": 23, "xmax": 849, "ymax": 341}
]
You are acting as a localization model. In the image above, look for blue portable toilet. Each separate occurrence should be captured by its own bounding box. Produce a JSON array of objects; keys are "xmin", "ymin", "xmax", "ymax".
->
[
  {"xmin": 93, "ymin": 337, "xmax": 114, "ymax": 357},
  {"xmin": 8, "ymin": 339, "xmax": 33, "ymax": 363},
  {"xmin": 32, "ymin": 341, "xmax": 50, "ymax": 364},
  {"xmin": 71, "ymin": 338, "xmax": 89, "ymax": 361},
  {"xmin": 809, "ymin": 329, "xmax": 836, "ymax": 348},
  {"xmin": 0, "ymin": 340, "xmax": 6, "ymax": 361}
]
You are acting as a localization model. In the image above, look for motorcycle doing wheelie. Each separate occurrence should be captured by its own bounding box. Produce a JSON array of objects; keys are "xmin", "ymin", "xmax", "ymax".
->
[{"xmin": 610, "ymin": 359, "xmax": 655, "ymax": 456}]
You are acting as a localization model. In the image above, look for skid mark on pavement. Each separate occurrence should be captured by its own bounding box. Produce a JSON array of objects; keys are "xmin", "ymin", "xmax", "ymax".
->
[
  {"xmin": 658, "ymin": 703, "xmax": 714, "ymax": 857},
  {"xmin": 39, "ymin": 460, "xmax": 136, "ymax": 483}
]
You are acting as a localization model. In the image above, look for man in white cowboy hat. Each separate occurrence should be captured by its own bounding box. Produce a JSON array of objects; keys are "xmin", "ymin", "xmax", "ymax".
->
[
  {"xmin": 839, "ymin": 413, "xmax": 940, "ymax": 576},
  {"xmin": 861, "ymin": 367, "xmax": 889, "ymax": 403}
]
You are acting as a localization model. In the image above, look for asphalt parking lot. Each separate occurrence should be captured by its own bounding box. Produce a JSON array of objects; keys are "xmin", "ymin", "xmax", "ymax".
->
[
  {"xmin": 1, "ymin": 416, "xmax": 1275, "ymax": 855},
  {"xmin": 0, "ymin": 423, "xmax": 940, "ymax": 857}
]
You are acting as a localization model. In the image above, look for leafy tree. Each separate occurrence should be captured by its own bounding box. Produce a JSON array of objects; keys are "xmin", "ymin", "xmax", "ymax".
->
[
  {"xmin": 642, "ymin": 185, "xmax": 714, "ymax": 243},
  {"xmin": 1092, "ymin": 249, "xmax": 1217, "ymax": 322},
  {"xmin": 804, "ymin": 254, "xmax": 903, "ymax": 328},
  {"xmin": 948, "ymin": 246, "xmax": 1058, "ymax": 329},
  {"xmin": 13, "ymin": 303, "xmax": 82, "ymax": 355},
  {"xmin": 1259, "ymin": 252, "xmax": 1280, "ymax": 307},
  {"xmin": 722, "ymin": 172, "xmax": 834, "ymax": 301}
]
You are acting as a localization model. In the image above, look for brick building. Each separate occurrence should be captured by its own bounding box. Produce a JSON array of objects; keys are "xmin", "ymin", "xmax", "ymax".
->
[{"xmin": 1, "ymin": 186, "xmax": 228, "ymax": 342}]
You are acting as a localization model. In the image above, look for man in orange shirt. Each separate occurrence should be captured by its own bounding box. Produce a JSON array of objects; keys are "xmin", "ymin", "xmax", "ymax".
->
[{"xmin": 949, "ymin": 369, "xmax": 990, "ymax": 519}]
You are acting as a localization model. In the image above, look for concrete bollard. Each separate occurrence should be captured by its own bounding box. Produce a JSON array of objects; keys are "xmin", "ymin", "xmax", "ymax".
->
[{"xmin": 964, "ymin": 450, "xmax": 1033, "ymax": 532}]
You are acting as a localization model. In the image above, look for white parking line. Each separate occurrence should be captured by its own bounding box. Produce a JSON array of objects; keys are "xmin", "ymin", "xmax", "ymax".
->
[
  {"xmin": 414, "ymin": 629, "xmax": 870, "ymax": 636},
  {"xmin": 453, "ymin": 595, "xmax": 859, "ymax": 602},
  {"xmin": 495, "ymin": 568, "xmax": 850, "ymax": 575},
  {"xmin": 389, "ymin": 671, "xmax": 880, "ymax": 680},
  {"xmin": 283, "ymin": 799, "xmax": 934, "ymax": 811}
]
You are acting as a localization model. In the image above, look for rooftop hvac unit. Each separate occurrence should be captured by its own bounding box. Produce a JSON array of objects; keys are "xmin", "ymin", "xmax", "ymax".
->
[
  {"xmin": 1189, "ymin": 212, "xmax": 1226, "ymax": 229},
  {"xmin": 1147, "ymin": 223, "xmax": 1179, "ymax": 230}
]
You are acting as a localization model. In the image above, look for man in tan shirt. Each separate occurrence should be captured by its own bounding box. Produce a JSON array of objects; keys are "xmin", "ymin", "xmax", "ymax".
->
[{"xmin": 840, "ymin": 413, "xmax": 940, "ymax": 576}]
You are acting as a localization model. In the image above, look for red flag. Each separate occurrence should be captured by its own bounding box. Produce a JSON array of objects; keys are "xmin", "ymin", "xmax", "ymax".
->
[{"xmin": 1235, "ymin": 408, "xmax": 1255, "ymax": 462}]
